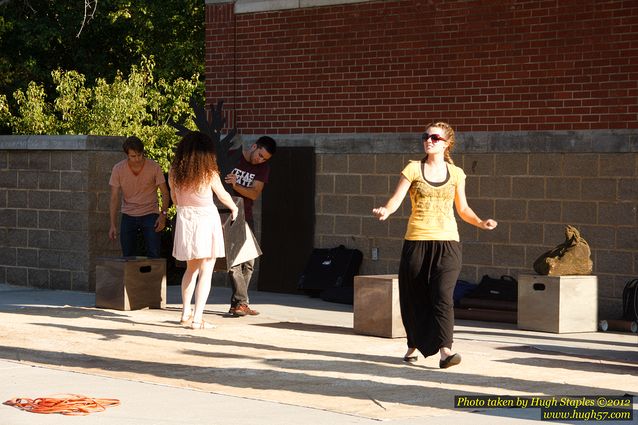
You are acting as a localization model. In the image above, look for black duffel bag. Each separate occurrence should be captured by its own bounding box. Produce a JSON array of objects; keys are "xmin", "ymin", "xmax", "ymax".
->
[
  {"xmin": 297, "ymin": 245, "xmax": 363, "ymax": 301},
  {"xmin": 466, "ymin": 274, "xmax": 518, "ymax": 302}
]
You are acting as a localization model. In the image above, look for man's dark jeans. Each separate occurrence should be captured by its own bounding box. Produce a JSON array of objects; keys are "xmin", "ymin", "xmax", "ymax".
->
[{"xmin": 120, "ymin": 213, "xmax": 161, "ymax": 258}]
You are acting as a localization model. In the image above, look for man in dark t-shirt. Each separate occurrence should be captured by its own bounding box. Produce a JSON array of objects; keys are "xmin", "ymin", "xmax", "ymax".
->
[{"xmin": 224, "ymin": 136, "xmax": 277, "ymax": 316}]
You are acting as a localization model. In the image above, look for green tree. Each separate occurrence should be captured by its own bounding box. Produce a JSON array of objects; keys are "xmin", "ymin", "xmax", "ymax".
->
[
  {"xmin": 0, "ymin": 0, "xmax": 204, "ymax": 101},
  {"xmin": 0, "ymin": 58, "xmax": 198, "ymax": 171}
]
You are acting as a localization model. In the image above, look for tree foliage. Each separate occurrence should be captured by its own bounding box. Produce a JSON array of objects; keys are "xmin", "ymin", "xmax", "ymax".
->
[
  {"xmin": 0, "ymin": 0, "xmax": 206, "ymax": 167},
  {"xmin": 0, "ymin": 0, "xmax": 204, "ymax": 99},
  {"xmin": 0, "ymin": 58, "xmax": 199, "ymax": 171}
]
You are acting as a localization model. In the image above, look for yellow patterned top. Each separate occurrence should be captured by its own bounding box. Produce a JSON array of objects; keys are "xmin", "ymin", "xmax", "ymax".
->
[{"xmin": 401, "ymin": 160, "xmax": 465, "ymax": 241}]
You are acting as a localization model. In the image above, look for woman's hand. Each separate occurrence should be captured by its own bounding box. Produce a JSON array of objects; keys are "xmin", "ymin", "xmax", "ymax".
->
[
  {"xmin": 231, "ymin": 207, "xmax": 239, "ymax": 221},
  {"xmin": 372, "ymin": 206, "xmax": 390, "ymax": 221},
  {"xmin": 479, "ymin": 219, "xmax": 498, "ymax": 230}
]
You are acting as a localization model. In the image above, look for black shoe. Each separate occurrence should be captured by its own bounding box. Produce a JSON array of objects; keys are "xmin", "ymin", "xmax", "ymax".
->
[
  {"xmin": 439, "ymin": 353, "xmax": 461, "ymax": 369},
  {"xmin": 403, "ymin": 355, "xmax": 418, "ymax": 363}
]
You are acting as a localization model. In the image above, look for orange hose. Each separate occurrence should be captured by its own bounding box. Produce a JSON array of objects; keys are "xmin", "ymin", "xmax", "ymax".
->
[{"xmin": 4, "ymin": 394, "xmax": 120, "ymax": 416}]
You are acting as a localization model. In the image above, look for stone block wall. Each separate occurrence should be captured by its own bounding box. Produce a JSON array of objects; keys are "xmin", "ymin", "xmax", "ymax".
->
[
  {"xmin": 0, "ymin": 136, "xmax": 124, "ymax": 291},
  {"xmin": 307, "ymin": 133, "xmax": 637, "ymax": 320},
  {"xmin": 1, "ymin": 133, "xmax": 635, "ymax": 319}
]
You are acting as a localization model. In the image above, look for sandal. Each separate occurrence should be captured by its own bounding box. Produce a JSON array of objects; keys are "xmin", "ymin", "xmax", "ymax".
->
[
  {"xmin": 190, "ymin": 321, "xmax": 216, "ymax": 330},
  {"xmin": 179, "ymin": 313, "xmax": 193, "ymax": 326},
  {"xmin": 403, "ymin": 348, "xmax": 418, "ymax": 363},
  {"xmin": 403, "ymin": 355, "xmax": 418, "ymax": 363}
]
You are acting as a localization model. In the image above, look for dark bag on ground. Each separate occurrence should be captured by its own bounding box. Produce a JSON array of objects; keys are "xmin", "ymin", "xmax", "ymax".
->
[
  {"xmin": 533, "ymin": 225, "xmax": 593, "ymax": 276},
  {"xmin": 466, "ymin": 274, "xmax": 518, "ymax": 303},
  {"xmin": 297, "ymin": 245, "xmax": 363, "ymax": 304},
  {"xmin": 453, "ymin": 280, "xmax": 478, "ymax": 308},
  {"xmin": 622, "ymin": 279, "xmax": 638, "ymax": 322}
]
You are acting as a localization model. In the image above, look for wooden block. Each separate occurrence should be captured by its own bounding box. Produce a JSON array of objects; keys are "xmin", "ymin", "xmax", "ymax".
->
[
  {"xmin": 96, "ymin": 257, "xmax": 166, "ymax": 310},
  {"xmin": 354, "ymin": 274, "xmax": 406, "ymax": 338},
  {"xmin": 517, "ymin": 274, "xmax": 598, "ymax": 333}
]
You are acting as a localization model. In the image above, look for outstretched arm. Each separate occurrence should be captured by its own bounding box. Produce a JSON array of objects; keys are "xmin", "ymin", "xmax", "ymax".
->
[
  {"xmin": 372, "ymin": 175, "xmax": 411, "ymax": 221},
  {"xmin": 212, "ymin": 173, "xmax": 239, "ymax": 220},
  {"xmin": 454, "ymin": 177, "xmax": 497, "ymax": 230}
]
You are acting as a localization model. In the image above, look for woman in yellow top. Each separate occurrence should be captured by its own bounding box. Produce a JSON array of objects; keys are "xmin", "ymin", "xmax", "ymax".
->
[{"xmin": 373, "ymin": 121, "xmax": 497, "ymax": 369}]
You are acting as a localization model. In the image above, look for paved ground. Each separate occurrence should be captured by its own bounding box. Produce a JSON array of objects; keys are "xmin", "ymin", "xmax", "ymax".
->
[{"xmin": 0, "ymin": 282, "xmax": 636, "ymax": 424}]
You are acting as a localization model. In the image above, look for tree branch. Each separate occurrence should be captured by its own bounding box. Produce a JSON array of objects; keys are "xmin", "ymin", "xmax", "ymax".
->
[{"xmin": 76, "ymin": 0, "xmax": 97, "ymax": 38}]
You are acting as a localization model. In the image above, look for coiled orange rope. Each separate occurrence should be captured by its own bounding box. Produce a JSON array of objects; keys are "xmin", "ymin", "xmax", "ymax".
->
[{"xmin": 4, "ymin": 394, "xmax": 120, "ymax": 416}]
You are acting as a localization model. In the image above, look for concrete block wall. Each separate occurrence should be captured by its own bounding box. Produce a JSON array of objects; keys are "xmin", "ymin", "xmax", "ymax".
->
[
  {"xmin": 312, "ymin": 144, "xmax": 637, "ymax": 319},
  {"xmin": 0, "ymin": 136, "xmax": 123, "ymax": 291}
]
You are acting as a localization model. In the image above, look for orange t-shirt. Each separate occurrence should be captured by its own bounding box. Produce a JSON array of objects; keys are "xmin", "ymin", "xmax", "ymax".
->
[{"xmin": 109, "ymin": 158, "xmax": 165, "ymax": 216}]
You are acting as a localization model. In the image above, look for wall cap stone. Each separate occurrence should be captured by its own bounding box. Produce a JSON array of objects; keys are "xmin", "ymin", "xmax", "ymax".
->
[
  {"xmin": 0, "ymin": 135, "xmax": 123, "ymax": 151},
  {"xmin": 206, "ymin": 0, "xmax": 372, "ymax": 13},
  {"xmin": 237, "ymin": 130, "xmax": 638, "ymax": 154}
]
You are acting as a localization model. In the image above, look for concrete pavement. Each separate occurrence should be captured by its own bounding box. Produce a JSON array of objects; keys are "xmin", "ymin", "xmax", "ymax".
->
[{"xmin": 0, "ymin": 282, "xmax": 636, "ymax": 424}]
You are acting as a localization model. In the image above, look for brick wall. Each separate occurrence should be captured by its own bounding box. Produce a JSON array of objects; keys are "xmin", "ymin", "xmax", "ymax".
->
[
  {"xmin": 0, "ymin": 136, "xmax": 123, "ymax": 291},
  {"xmin": 206, "ymin": 1, "xmax": 237, "ymax": 129},
  {"xmin": 206, "ymin": 0, "xmax": 638, "ymax": 134}
]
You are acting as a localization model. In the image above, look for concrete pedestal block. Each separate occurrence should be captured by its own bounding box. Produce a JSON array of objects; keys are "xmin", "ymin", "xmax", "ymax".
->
[
  {"xmin": 354, "ymin": 274, "xmax": 405, "ymax": 338},
  {"xmin": 95, "ymin": 257, "xmax": 166, "ymax": 310},
  {"xmin": 518, "ymin": 274, "xmax": 598, "ymax": 333}
]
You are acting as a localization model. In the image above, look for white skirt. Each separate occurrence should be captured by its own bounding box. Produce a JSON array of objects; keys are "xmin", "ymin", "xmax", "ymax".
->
[{"xmin": 172, "ymin": 205, "xmax": 225, "ymax": 261}]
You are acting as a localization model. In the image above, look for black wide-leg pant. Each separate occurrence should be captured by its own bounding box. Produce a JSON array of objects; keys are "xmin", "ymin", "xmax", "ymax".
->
[{"xmin": 398, "ymin": 240, "xmax": 462, "ymax": 357}]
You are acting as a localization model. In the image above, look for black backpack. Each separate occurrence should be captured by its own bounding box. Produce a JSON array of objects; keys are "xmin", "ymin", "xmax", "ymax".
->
[
  {"xmin": 297, "ymin": 245, "xmax": 363, "ymax": 299},
  {"xmin": 622, "ymin": 279, "xmax": 638, "ymax": 322}
]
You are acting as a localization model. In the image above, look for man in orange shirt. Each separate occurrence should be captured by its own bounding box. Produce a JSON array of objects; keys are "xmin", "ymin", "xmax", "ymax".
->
[{"xmin": 109, "ymin": 136, "xmax": 170, "ymax": 258}]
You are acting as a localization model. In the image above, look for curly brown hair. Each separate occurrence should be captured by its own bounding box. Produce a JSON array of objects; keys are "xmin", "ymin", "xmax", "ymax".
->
[
  {"xmin": 423, "ymin": 121, "xmax": 455, "ymax": 164},
  {"xmin": 170, "ymin": 131, "xmax": 219, "ymax": 192}
]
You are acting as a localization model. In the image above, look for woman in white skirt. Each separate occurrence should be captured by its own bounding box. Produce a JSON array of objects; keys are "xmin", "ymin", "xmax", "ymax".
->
[{"xmin": 169, "ymin": 131, "xmax": 238, "ymax": 329}]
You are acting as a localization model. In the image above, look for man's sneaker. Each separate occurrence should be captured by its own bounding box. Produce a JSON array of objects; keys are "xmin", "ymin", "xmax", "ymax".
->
[{"xmin": 234, "ymin": 304, "xmax": 259, "ymax": 316}]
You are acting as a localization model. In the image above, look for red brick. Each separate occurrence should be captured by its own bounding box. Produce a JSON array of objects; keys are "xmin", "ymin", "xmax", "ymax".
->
[{"xmin": 206, "ymin": 0, "xmax": 638, "ymax": 133}]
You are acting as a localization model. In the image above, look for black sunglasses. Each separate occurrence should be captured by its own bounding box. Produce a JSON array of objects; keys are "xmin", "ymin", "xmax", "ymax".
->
[{"xmin": 422, "ymin": 133, "xmax": 447, "ymax": 142}]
